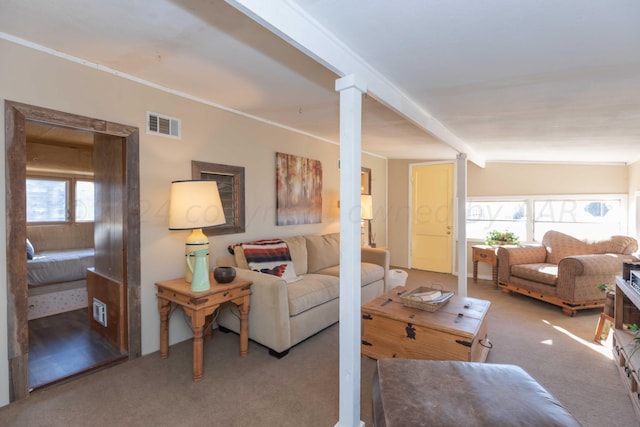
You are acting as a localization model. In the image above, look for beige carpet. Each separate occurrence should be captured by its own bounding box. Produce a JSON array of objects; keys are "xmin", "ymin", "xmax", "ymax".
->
[{"xmin": 0, "ymin": 269, "xmax": 637, "ymax": 426}]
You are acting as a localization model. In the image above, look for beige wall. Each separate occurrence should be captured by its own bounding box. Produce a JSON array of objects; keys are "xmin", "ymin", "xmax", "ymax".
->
[
  {"xmin": 0, "ymin": 39, "xmax": 387, "ymax": 407},
  {"xmin": 389, "ymin": 159, "xmax": 630, "ymax": 272}
]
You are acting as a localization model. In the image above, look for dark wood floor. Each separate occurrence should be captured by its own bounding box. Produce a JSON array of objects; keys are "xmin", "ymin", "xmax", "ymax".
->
[{"xmin": 28, "ymin": 308, "xmax": 127, "ymax": 391}]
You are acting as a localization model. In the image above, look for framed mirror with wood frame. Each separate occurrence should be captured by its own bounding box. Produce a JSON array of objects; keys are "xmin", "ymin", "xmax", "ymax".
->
[
  {"xmin": 192, "ymin": 160, "xmax": 245, "ymax": 235},
  {"xmin": 361, "ymin": 167, "xmax": 371, "ymax": 195}
]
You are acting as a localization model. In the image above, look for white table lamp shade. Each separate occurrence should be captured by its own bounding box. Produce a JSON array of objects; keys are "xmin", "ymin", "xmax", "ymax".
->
[
  {"xmin": 169, "ymin": 180, "xmax": 226, "ymax": 230},
  {"xmin": 361, "ymin": 194, "xmax": 373, "ymax": 220}
]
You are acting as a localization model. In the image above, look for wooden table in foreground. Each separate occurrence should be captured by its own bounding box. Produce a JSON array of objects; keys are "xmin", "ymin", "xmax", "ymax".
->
[
  {"xmin": 361, "ymin": 286, "xmax": 491, "ymax": 362},
  {"xmin": 156, "ymin": 276, "xmax": 252, "ymax": 382}
]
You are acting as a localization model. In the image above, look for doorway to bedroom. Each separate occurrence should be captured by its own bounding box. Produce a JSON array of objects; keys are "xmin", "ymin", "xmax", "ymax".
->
[{"xmin": 5, "ymin": 101, "xmax": 141, "ymax": 400}]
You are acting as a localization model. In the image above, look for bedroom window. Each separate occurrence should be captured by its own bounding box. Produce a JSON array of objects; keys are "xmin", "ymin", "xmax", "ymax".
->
[
  {"xmin": 26, "ymin": 178, "xmax": 94, "ymax": 223},
  {"xmin": 75, "ymin": 180, "xmax": 95, "ymax": 222}
]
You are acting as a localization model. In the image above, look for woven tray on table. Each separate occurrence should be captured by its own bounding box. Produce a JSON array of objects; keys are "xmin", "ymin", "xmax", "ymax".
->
[{"xmin": 400, "ymin": 285, "xmax": 455, "ymax": 312}]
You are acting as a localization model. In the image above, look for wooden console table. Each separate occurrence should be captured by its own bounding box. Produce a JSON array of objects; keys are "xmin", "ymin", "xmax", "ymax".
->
[
  {"xmin": 156, "ymin": 276, "xmax": 252, "ymax": 382},
  {"xmin": 472, "ymin": 245, "xmax": 499, "ymax": 286}
]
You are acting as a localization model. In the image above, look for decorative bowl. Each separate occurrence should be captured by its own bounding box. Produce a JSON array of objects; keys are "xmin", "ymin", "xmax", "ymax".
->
[{"xmin": 213, "ymin": 266, "xmax": 236, "ymax": 284}]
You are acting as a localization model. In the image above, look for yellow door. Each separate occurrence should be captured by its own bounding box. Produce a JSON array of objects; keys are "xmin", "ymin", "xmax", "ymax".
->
[{"xmin": 411, "ymin": 163, "xmax": 453, "ymax": 273}]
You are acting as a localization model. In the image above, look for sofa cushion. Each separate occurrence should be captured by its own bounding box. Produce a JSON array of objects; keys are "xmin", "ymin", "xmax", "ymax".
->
[
  {"xmin": 315, "ymin": 265, "xmax": 339, "ymax": 277},
  {"xmin": 287, "ymin": 273, "xmax": 339, "ymax": 316},
  {"xmin": 233, "ymin": 247, "xmax": 249, "ymax": 269},
  {"xmin": 284, "ymin": 235, "xmax": 308, "ymax": 275},
  {"xmin": 306, "ymin": 233, "xmax": 340, "ymax": 273},
  {"xmin": 361, "ymin": 262, "xmax": 385, "ymax": 286},
  {"xmin": 511, "ymin": 263, "xmax": 558, "ymax": 286},
  {"xmin": 313, "ymin": 262, "xmax": 385, "ymax": 287}
]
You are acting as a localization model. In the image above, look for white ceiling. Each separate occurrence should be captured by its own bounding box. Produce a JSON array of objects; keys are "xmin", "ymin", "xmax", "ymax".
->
[{"xmin": 1, "ymin": 0, "xmax": 639, "ymax": 164}]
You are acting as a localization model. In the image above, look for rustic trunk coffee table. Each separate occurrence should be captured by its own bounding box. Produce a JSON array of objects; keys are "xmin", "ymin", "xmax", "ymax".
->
[{"xmin": 361, "ymin": 286, "xmax": 491, "ymax": 362}]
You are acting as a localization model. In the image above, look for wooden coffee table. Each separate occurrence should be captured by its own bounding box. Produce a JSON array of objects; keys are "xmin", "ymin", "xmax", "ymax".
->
[{"xmin": 361, "ymin": 286, "xmax": 491, "ymax": 362}]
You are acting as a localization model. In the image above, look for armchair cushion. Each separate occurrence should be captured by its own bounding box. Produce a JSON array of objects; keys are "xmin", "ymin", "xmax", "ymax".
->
[
  {"xmin": 511, "ymin": 263, "xmax": 558, "ymax": 286},
  {"xmin": 542, "ymin": 231, "xmax": 593, "ymax": 264}
]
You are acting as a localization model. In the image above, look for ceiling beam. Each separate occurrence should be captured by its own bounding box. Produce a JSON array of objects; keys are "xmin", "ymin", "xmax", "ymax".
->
[{"xmin": 225, "ymin": 0, "xmax": 485, "ymax": 167}]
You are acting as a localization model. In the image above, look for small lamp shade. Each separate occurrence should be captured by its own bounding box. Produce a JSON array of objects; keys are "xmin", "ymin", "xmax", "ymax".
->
[
  {"xmin": 169, "ymin": 180, "xmax": 226, "ymax": 287},
  {"xmin": 361, "ymin": 194, "xmax": 373, "ymax": 220},
  {"xmin": 361, "ymin": 194, "xmax": 375, "ymax": 247},
  {"xmin": 169, "ymin": 180, "xmax": 226, "ymax": 230}
]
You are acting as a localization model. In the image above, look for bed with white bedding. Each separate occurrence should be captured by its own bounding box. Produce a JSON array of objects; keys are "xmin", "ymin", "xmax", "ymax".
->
[{"xmin": 27, "ymin": 248, "xmax": 94, "ymax": 320}]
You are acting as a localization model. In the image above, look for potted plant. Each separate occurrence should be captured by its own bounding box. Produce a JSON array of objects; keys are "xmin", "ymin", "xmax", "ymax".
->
[{"xmin": 484, "ymin": 230, "xmax": 520, "ymax": 246}]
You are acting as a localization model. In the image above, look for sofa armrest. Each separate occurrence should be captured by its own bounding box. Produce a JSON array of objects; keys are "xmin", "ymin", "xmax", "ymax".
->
[
  {"xmin": 362, "ymin": 247, "xmax": 390, "ymax": 290},
  {"xmin": 560, "ymin": 254, "xmax": 630, "ymax": 276},
  {"xmin": 497, "ymin": 245, "xmax": 547, "ymax": 283},
  {"xmin": 218, "ymin": 267, "xmax": 292, "ymax": 353},
  {"xmin": 556, "ymin": 253, "xmax": 635, "ymax": 301}
]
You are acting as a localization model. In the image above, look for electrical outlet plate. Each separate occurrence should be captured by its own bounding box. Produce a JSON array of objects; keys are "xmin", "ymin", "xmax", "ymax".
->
[{"xmin": 92, "ymin": 298, "xmax": 107, "ymax": 327}]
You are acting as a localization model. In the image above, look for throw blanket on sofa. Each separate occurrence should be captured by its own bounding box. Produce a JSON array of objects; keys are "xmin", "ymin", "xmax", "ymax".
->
[{"xmin": 239, "ymin": 239, "xmax": 301, "ymax": 283}]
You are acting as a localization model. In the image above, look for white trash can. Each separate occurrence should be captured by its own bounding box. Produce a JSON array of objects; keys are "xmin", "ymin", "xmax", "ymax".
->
[{"xmin": 387, "ymin": 269, "xmax": 408, "ymax": 289}]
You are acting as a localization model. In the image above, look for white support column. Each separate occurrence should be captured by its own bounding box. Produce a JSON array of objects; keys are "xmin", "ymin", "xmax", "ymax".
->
[
  {"xmin": 335, "ymin": 74, "xmax": 366, "ymax": 427},
  {"xmin": 457, "ymin": 153, "xmax": 468, "ymax": 297}
]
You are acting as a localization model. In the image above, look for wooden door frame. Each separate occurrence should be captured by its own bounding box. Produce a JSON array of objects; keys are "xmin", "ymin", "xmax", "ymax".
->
[{"xmin": 5, "ymin": 101, "xmax": 141, "ymax": 401}]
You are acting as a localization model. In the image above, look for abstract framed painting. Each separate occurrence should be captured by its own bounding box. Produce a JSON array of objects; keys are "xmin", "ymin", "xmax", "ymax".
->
[{"xmin": 276, "ymin": 152, "xmax": 322, "ymax": 225}]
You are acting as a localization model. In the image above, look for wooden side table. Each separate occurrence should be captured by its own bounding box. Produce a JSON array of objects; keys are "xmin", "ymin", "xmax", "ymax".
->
[
  {"xmin": 472, "ymin": 245, "xmax": 498, "ymax": 286},
  {"xmin": 156, "ymin": 275, "xmax": 252, "ymax": 382}
]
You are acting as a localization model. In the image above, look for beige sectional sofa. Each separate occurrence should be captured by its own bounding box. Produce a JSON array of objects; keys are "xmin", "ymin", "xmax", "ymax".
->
[
  {"xmin": 216, "ymin": 233, "xmax": 390, "ymax": 357},
  {"xmin": 497, "ymin": 230, "xmax": 638, "ymax": 316}
]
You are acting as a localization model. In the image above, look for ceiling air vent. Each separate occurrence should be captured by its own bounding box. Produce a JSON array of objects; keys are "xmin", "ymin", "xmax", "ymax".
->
[{"xmin": 146, "ymin": 111, "xmax": 181, "ymax": 138}]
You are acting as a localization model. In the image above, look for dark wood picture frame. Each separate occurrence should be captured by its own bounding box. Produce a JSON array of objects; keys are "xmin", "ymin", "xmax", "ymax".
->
[
  {"xmin": 192, "ymin": 160, "xmax": 245, "ymax": 235},
  {"xmin": 361, "ymin": 167, "xmax": 372, "ymax": 195}
]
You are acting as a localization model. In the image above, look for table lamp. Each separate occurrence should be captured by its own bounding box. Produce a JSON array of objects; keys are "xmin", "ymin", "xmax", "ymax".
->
[
  {"xmin": 169, "ymin": 180, "xmax": 226, "ymax": 284},
  {"xmin": 361, "ymin": 194, "xmax": 374, "ymax": 247}
]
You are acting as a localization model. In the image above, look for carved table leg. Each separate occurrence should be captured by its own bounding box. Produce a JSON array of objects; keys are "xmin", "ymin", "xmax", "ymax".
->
[
  {"xmin": 158, "ymin": 299, "xmax": 171, "ymax": 359},
  {"xmin": 238, "ymin": 295, "xmax": 250, "ymax": 356},
  {"xmin": 190, "ymin": 310, "xmax": 205, "ymax": 382}
]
